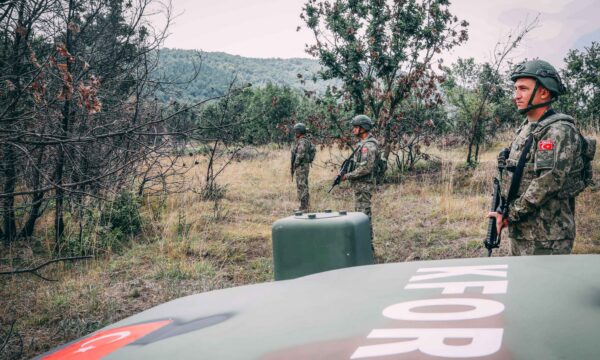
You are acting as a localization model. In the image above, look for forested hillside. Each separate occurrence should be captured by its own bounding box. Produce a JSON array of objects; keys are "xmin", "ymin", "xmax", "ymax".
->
[{"xmin": 155, "ymin": 48, "xmax": 337, "ymax": 102}]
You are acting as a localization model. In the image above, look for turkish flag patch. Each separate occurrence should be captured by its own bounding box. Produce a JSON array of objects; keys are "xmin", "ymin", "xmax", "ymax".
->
[
  {"xmin": 361, "ymin": 147, "xmax": 368, "ymax": 153},
  {"xmin": 538, "ymin": 140, "xmax": 554, "ymax": 151}
]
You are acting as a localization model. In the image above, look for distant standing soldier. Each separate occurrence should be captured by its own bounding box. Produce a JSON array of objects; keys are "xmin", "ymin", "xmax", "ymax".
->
[
  {"xmin": 488, "ymin": 59, "xmax": 595, "ymax": 255},
  {"xmin": 291, "ymin": 123, "xmax": 315, "ymax": 211},
  {"xmin": 342, "ymin": 115, "xmax": 379, "ymax": 242}
]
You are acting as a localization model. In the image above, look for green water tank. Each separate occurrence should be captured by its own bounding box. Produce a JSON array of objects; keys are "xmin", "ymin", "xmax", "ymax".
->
[{"xmin": 272, "ymin": 210, "xmax": 373, "ymax": 280}]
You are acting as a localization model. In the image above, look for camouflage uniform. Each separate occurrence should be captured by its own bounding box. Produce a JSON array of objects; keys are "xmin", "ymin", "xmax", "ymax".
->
[
  {"xmin": 501, "ymin": 110, "xmax": 583, "ymax": 255},
  {"xmin": 292, "ymin": 137, "xmax": 312, "ymax": 211},
  {"xmin": 346, "ymin": 134, "xmax": 379, "ymax": 238}
]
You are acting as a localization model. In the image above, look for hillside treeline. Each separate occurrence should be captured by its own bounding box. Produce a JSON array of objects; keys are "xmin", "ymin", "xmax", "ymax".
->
[{"xmin": 154, "ymin": 49, "xmax": 339, "ymax": 102}]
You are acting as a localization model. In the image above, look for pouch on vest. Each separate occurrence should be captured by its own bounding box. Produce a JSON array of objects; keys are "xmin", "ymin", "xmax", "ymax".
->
[
  {"xmin": 560, "ymin": 135, "xmax": 595, "ymax": 197},
  {"xmin": 581, "ymin": 137, "xmax": 596, "ymax": 187},
  {"xmin": 374, "ymin": 156, "xmax": 387, "ymax": 184}
]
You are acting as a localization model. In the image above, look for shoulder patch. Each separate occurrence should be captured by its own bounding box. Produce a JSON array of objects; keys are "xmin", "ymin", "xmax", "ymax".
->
[
  {"xmin": 361, "ymin": 147, "xmax": 368, "ymax": 153},
  {"xmin": 538, "ymin": 140, "xmax": 554, "ymax": 151}
]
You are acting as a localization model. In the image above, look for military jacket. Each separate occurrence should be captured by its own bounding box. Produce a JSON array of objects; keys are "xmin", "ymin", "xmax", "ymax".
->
[
  {"xmin": 292, "ymin": 137, "xmax": 311, "ymax": 169},
  {"xmin": 501, "ymin": 111, "xmax": 583, "ymax": 241},
  {"xmin": 346, "ymin": 135, "xmax": 378, "ymax": 183}
]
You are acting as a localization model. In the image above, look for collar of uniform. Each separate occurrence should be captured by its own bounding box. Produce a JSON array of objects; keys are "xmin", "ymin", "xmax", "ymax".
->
[
  {"xmin": 526, "ymin": 108, "xmax": 555, "ymax": 124},
  {"xmin": 538, "ymin": 108, "xmax": 556, "ymax": 122},
  {"xmin": 527, "ymin": 108, "xmax": 556, "ymax": 131}
]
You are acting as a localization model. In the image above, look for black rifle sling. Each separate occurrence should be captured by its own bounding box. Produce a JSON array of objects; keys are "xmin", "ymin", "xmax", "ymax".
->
[
  {"xmin": 505, "ymin": 134, "xmax": 534, "ymax": 209},
  {"xmin": 346, "ymin": 145, "xmax": 359, "ymax": 168}
]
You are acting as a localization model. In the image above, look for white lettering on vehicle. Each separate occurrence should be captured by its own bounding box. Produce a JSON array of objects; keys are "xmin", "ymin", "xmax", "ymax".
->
[
  {"xmin": 405, "ymin": 280, "xmax": 508, "ymax": 294},
  {"xmin": 351, "ymin": 264, "xmax": 508, "ymax": 359}
]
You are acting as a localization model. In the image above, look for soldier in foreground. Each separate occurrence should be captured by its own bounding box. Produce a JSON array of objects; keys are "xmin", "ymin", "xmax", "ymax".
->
[
  {"xmin": 487, "ymin": 59, "xmax": 595, "ymax": 255},
  {"xmin": 291, "ymin": 123, "xmax": 315, "ymax": 211},
  {"xmin": 342, "ymin": 115, "xmax": 379, "ymax": 243}
]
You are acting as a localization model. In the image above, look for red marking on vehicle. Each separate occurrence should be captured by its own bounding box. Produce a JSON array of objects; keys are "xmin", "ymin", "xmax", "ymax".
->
[
  {"xmin": 538, "ymin": 140, "xmax": 554, "ymax": 151},
  {"xmin": 362, "ymin": 147, "xmax": 368, "ymax": 153},
  {"xmin": 42, "ymin": 320, "xmax": 172, "ymax": 360}
]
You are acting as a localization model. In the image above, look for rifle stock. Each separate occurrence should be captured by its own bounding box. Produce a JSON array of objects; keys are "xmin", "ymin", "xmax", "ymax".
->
[{"xmin": 483, "ymin": 146, "xmax": 515, "ymax": 257}]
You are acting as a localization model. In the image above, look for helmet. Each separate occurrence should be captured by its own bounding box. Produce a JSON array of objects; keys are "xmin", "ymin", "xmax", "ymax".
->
[
  {"xmin": 350, "ymin": 114, "xmax": 373, "ymax": 131},
  {"xmin": 293, "ymin": 123, "xmax": 307, "ymax": 134},
  {"xmin": 510, "ymin": 60, "xmax": 566, "ymax": 97}
]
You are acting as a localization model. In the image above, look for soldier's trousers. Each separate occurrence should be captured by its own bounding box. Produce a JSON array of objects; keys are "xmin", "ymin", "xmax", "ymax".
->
[
  {"xmin": 353, "ymin": 181, "xmax": 375, "ymax": 241},
  {"xmin": 295, "ymin": 164, "xmax": 310, "ymax": 211},
  {"xmin": 509, "ymin": 238, "xmax": 574, "ymax": 256}
]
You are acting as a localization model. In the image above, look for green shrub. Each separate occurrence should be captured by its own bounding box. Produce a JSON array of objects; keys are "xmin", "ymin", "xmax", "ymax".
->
[
  {"xmin": 61, "ymin": 192, "xmax": 143, "ymax": 256},
  {"xmin": 100, "ymin": 191, "xmax": 142, "ymax": 240}
]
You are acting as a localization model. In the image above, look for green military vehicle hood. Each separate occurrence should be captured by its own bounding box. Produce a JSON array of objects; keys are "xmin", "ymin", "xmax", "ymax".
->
[{"xmin": 40, "ymin": 255, "xmax": 600, "ymax": 359}]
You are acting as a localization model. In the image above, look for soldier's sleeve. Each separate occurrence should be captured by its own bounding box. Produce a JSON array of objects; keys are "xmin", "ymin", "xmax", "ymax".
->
[
  {"xmin": 294, "ymin": 140, "xmax": 307, "ymax": 168},
  {"xmin": 508, "ymin": 124, "xmax": 579, "ymax": 222},
  {"xmin": 345, "ymin": 142, "xmax": 377, "ymax": 180}
]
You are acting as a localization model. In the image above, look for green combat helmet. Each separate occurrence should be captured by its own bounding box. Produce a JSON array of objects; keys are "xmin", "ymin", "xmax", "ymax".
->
[
  {"xmin": 350, "ymin": 114, "xmax": 373, "ymax": 131},
  {"xmin": 510, "ymin": 59, "xmax": 566, "ymax": 114},
  {"xmin": 293, "ymin": 123, "xmax": 307, "ymax": 134}
]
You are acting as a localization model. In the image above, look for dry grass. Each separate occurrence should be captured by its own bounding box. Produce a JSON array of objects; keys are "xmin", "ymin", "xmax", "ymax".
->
[{"xmin": 2, "ymin": 137, "xmax": 600, "ymax": 358}]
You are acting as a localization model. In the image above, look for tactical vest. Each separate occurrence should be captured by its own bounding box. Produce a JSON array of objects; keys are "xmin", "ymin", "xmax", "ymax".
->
[
  {"xmin": 294, "ymin": 138, "xmax": 316, "ymax": 165},
  {"xmin": 350, "ymin": 137, "xmax": 381, "ymax": 181},
  {"xmin": 501, "ymin": 113, "xmax": 594, "ymax": 200}
]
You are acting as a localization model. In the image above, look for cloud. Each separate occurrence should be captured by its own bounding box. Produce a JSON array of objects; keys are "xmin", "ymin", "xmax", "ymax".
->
[{"xmin": 495, "ymin": 0, "xmax": 600, "ymax": 66}]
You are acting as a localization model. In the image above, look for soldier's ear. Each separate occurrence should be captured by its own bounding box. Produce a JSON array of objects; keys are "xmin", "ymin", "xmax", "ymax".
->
[{"xmin": 539, "ymin": 87, "xmax": 551, "ymax": 99}]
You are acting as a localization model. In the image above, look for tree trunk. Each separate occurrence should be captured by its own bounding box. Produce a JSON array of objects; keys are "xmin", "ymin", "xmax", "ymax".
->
[
  {"xmin": 20, "ymin": 190, "xmax": 44, "ymax": 239},
  {"xmin": 54, "ymin": 0, "xmax": 75, "ymax": 253},
  {"xmin": 1, "ymin": 1, "xmax": 26, "ymax": 245},
  {"xmin": 2, "ymin": 144, "xmax": 17, "ymax": 245},
  {"xmin": 466, "ymin": 139, "xmax": 475, "ymax": 165}
]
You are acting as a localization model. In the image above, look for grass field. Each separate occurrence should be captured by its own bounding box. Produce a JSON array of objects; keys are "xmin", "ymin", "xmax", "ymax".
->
[{"xmin": 2, "ymin": 139, "xmax": 600, "ymax": 358}]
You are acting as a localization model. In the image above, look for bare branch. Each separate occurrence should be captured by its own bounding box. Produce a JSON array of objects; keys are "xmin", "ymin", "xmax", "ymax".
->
[{"xmin": 0, "ymin": 256, "xmax": 93, "ymax": 281}]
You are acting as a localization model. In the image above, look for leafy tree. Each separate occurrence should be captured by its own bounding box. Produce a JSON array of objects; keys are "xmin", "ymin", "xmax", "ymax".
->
[
  {"xmin": 560, "ymin": 42, "xmax": 600, "ymax": 131},
  {"xmin": 241, "ymin": 83, "xmax": 301, "ymax": 145},
  {"xmin": 194, "ymin": 84, "xmax": 254, "ymax": 199},
  {"xmin": 441, "ymin": 18, "xmax": 537, "ymax": 164},
  {"xmin": 301, "ymin": 0, "xmax": 468, "ymax": 162},
  {"xmin": 392, "ymin": 75, "xmax": 449, "ymax": 169},
  {"xmin": 443, "ymin": 58, "xmax": 519, "ymax": 162}
]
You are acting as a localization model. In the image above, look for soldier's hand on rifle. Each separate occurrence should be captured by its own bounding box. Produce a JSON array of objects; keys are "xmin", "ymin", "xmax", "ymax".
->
[
  {"xmin": 487, "ymin": 212, "xmax": 508, "ymax": 233},
  {"xmin": 341, "ymin": 175, "xmax": 347, "ymax": 182}
]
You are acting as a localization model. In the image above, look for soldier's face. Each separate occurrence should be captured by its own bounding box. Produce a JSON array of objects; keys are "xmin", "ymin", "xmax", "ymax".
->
[
  {"xmin": 513, "ymin": 78, "xmax": 536, "ymax": 110},
  {"xmin": 352, "ymin": 126, "xmax": 362, "ymax": 137},
  {"xmin": 513, "ymin": 78, "xmax": 551, "ymax": 110}
]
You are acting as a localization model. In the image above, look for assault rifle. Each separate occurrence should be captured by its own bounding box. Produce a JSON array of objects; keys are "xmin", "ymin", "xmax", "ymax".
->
[
  {"xmin": 484, "ymin": 135, "xmax": 534, "ymax": 256},
  {"xmin": 484, "ymin": 177, "xmax": 503, "ymax": 256},
  {"xmin": 328, "ymin": 147, "xmax": 358, "ymax": 193}
]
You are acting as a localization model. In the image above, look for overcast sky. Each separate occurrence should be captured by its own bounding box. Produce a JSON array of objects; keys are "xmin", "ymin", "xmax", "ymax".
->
[{"xmin": 161, "ymin": 0, "xmax": 600, "ymax": 67}]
